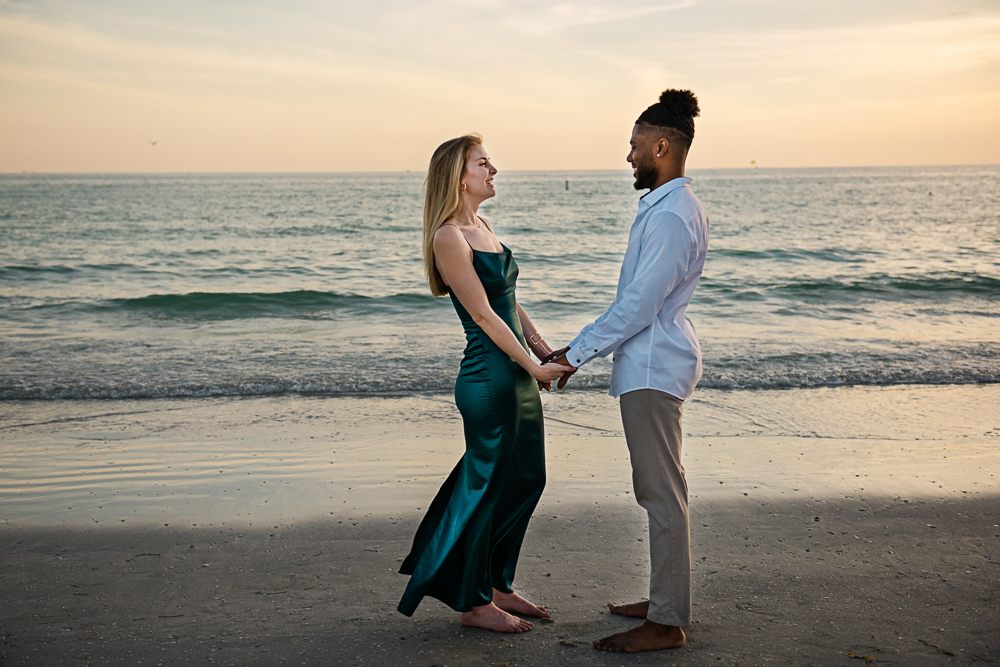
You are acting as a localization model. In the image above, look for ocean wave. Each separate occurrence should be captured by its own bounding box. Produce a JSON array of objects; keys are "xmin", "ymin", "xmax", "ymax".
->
[
  {"xmin": 12, "ymin": 290, "xmax": 451, "ymax": 320},
  {"xmin": 3, "ymin": 346, "xmax": 997, "ymax": 400},
  {"xmin": 0, "ymin": 264, "xmax": 78, "ymax": 277},
  {"xmin": 699, "ymin": 367, "xmax": 1000, "ymax": 390},
  {"xmin": 3, "ymin": 374, "xmax": 997, "ymax": 401},
  {"xmin": 701, "ymin": 272, "xmax": 1000, "ymax": 300},
  {"xmin": 710, "ymin": 247, "xmax": 881, "ymax": 262},
  {"xmin": 0, "ymin": 378, "xmax": 456, "ymax": 401}
]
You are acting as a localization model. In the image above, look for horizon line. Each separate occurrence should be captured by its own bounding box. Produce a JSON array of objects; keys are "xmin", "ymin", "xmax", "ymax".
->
[{"xmin": 2, "ymin": 162, "xmax": 998, "ymax": 177}]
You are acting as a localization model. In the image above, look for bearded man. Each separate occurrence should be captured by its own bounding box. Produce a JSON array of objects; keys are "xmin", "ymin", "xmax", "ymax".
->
[{"xmin": 555, "ymin": 88, "xmax": 709, "ymax": 653}]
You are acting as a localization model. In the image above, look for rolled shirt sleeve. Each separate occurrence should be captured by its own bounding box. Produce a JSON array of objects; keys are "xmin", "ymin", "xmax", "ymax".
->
[{"xmin": 567, "ymin": 210, "xmax": 692, "ymax": 367}]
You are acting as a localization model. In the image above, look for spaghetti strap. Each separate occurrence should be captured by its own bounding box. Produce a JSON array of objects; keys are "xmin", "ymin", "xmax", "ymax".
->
[{"xmin": 440, "ymin": 223, "xmax": 475, "ymax": 250}]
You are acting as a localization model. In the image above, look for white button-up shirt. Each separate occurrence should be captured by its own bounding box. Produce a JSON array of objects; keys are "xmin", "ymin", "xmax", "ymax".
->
[{"xmin": 567, "ymin": 176, "xmax": 709, "ymax": 400}]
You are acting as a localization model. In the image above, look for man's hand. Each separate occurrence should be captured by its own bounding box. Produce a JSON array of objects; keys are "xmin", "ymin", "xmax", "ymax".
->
[{"xmin": 553, "ymin": 354, "xmax": 577, "ymax": 389}]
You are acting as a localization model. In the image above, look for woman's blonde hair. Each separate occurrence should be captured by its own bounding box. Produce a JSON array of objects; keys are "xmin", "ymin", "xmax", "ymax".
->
[{"xmin": 422, "ymin": 133, "xmax": 483, "ymax": 296}]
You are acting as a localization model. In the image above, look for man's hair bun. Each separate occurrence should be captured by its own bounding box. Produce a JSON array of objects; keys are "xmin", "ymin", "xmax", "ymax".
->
[
  {"xmin": 657, "ymin": 89, "xmax": 700, "ymax": 119},
  {"xmin": 636, "ymin": 88, "xmax": 700, "ymax": 144}
]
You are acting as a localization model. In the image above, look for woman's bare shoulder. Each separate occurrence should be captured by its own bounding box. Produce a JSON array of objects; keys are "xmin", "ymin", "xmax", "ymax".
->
[{"xmin": 433, "ymin": 222, "xmax": 469, "ymax": 252}]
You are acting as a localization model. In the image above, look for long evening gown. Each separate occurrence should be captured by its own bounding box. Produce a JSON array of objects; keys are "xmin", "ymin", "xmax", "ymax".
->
[{"xmin": 397, "ymin": 242, "xmax": 546, "ymax": 616}]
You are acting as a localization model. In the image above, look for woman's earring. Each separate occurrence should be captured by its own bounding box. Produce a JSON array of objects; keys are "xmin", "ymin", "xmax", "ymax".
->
[
  {"xmin": 656, "ymin": 153, "xmax": 661, "ymax": 157},
  {"xmin": 461, "ymin": 183, "xmax": 467, "ymax": 191}
]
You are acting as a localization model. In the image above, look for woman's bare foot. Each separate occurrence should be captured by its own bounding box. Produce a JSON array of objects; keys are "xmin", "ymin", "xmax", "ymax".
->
[
  {"xmin": 608, "ymin": 599, "xmax": 648, "ymax": 618},
  {"xmin": 593, "ymin": 620, "xmax": 685, "ymax": 652},
  {"xmin": 492, "ymin": 588, "xmax": 550, "ymax": 618},
  {"xmin": 461, "ymin": 602, "xmax": 533, "ymax": 633}
]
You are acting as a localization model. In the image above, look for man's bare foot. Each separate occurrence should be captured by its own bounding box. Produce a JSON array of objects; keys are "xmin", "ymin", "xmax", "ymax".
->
[
  {"xmin": 608, "ymin": 599, "xmax": 649, "ymax": 618},
  {"xmin": 593, "ymin": 620, "xmax": 685, "ymax": 652},
  {"xmin": 492, "ymin": 588, "xmax": 550, "ymax": 618},
  {"xmin": 461, "ymin": 602, "xmax": 533, "ymax": 633}
]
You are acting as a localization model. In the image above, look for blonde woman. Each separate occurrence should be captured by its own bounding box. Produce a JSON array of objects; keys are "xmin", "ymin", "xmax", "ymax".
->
[{"xmin": 397, "ymin": 135, "xmax": 572, "ymax": 632}]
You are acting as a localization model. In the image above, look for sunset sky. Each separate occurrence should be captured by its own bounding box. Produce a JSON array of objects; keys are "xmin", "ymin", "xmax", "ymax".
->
[{"xmin": 1, "ymin": 0, "xmax": 998, "ymax": 172}]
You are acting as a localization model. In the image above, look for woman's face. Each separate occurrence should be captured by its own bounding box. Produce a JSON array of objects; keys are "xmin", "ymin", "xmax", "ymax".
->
[{"xmin": 462, "ymin": 144, "xmax": 497, "ymax": 200}]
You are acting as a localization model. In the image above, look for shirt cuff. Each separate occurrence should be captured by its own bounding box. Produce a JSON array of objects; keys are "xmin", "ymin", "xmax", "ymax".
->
[{"xmin": 566, "ymin": 341, "xmax": 594, "ymax": 368}]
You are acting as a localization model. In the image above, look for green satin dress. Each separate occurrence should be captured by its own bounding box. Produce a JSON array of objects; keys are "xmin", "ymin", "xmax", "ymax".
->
[{"xmin": 398, "ymin": 242, "xmax": 546, "ymax": 616}]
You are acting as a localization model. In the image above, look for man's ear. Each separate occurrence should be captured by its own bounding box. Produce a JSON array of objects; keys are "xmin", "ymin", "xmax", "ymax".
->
[
  {"xmin": 657, "ymin": 137, "xmax": 670, "ymax": 158},
  {"xmin": 656, "ymin": 137, "xmax": 670, "ymax": 157}
]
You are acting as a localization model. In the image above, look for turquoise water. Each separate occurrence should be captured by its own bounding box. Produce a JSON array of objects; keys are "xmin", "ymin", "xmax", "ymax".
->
[{"xmin": 1, "ymin": 166, "xmax": 998, "ymax": 399}]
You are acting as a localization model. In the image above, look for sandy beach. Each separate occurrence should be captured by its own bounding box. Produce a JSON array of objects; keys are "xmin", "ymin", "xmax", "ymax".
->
[{"xmin": 2, "ymin": 386, "xmax": 998, "ymax": 665}]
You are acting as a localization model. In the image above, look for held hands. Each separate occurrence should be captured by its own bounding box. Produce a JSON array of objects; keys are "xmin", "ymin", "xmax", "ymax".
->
[
  {"xmin": 526, "ymin": 337, "xmax": 577, "ymax": 391},
  {"xmin": 532, "ymin": 361, "xmax": 575, "ymax": 391},
  {"xmin": 552, "ymin": 353, "xmax": 577, "ymax": 389},
  {"xmin": 532, "ymin": 344, "xmax": 577, "ymax": 391}
]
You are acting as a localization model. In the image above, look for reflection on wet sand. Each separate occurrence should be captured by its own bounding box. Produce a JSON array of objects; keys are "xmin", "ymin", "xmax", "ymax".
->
[{"xmin": 1, "ymin": 385, "xmax": 997, "ymax": 527}]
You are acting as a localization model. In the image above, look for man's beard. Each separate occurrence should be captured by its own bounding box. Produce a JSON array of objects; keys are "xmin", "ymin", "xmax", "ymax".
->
[{"xmin": 632, "ymin": 158, "xmax": 657, "ymax": 191}]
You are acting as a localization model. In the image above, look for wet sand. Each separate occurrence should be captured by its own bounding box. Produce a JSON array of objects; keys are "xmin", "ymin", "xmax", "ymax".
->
[
  {"xmin": 1, "ymin": 386, "xmax": 999, "ymax": 665},
  {"xmin": 3, "ymin": 497, "xmax": 998, "ymax": 666}
]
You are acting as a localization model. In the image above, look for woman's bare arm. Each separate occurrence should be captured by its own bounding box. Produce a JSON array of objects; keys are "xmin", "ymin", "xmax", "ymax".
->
[
  {"xmin": 434, "ymin": 226, "xmax": 570, "ymax": 383},
  {"xmin": 518, "ymin": 301, "xmax": 577, "ymax": 390},
  {"xmin": 515, "ymin": 302, "xmax": 540, "ymax": 351},
  {"xmin": 516, "ymin": 301, "xmax": 556, "ymax": 390}
]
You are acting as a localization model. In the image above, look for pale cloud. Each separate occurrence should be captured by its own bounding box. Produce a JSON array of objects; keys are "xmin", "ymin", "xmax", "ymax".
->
[
  {"xmin": 492, "ymin": 0, "xmax": 696, "ymax": 36},
  {"xmin": 0, "ymin": 0, "xmax": 997, "ymax": 171}
]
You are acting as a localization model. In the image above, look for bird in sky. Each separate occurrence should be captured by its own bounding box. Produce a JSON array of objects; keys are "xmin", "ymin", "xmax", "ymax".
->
[{"xmin": 148, "ymin": 140, "xmax": 158, "ymax": 146}]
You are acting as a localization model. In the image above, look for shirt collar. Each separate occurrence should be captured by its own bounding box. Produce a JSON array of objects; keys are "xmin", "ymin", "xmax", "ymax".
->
[{"xmin": 638, "ymin": 176, "xmax": 692, "ymax": 212}]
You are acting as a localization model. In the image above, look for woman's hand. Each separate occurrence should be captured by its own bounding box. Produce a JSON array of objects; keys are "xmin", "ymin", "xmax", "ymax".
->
[{"xmin": 532, "ymin": 362, "xmax": 575, "ymax": 383}]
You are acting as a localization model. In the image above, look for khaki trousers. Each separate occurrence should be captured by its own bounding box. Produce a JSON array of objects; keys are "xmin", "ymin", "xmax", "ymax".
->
[{"xmin": 619, "ymin": 389, "xmax": 691, "ymax": 627}]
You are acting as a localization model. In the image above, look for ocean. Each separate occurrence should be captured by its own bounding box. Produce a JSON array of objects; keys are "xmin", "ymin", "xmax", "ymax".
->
[{"xmin": 1, "ymin": 165, "xmax": 998, "ymax": 401}]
